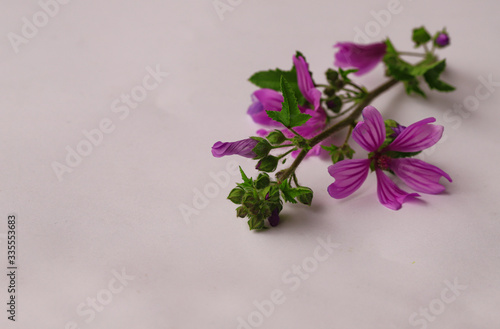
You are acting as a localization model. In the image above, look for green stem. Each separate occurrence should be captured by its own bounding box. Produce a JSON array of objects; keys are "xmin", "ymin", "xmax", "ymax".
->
[
  {"xmin": 278, "ymin": 148, "xmax": 296, "ymax": 159},
  {"xmin": 272, "ymin": 144, "xmax": 295, "ymax": 149},
  {"xmin": 343, "ymin": 124, "xmax": 354, "ymax": 146},
  {"xmin": 398, "ymin": 51, "xmax": 426, "ymax": 57},
  {"xmin": 288, "ymin": 127, "xmax": 301, "ymax": 137},
  {"xmin": 346, "ymin": 81, "xmax": 366, "ymax": 94},
  {"xmin": 277, "ymin": 78, "xmax": 399, "ymax": 183}
]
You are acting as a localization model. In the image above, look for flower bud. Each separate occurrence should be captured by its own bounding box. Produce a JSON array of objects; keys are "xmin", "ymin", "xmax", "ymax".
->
[
  {"xmin": 324, "ymin": 86, "xmax": 336, "ymax": 97},
  {"xmin": 236, "ymin": 206, "xmax": 248, "ymax": 218},
  {"xmin": 255, "ymin": 173, "xmax": 271, "ymax": 189},
  {"xmin": 250, "ymin": 137, "xmax": 272, "ymax": 159},
  {"xmin": 266, "ymin": 130, "xmax": 287, "ymax": 145},
  {"xmin": 326, "ymin": 69, "xmax": 339, "ymax": 84},
  {"xmin": 326, "ymin": 96, "xmax": 342, "ymax": 113},
  {"xmin": 227, "ymin": 188, "xmax": 245, "ymax": 204},
  {"xmin": 296, "ymin": 187, "xmax": 313, "ymax": 206},
  {"xmin": 255, "ymin": 155, "xmax": 279, "ymax": 172},
  {"xmin": 434, "ymin": 31, "xmax": 450, "ymax": 48}
]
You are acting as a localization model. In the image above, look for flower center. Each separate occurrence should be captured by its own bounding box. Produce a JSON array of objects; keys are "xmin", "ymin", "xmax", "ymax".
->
[{"xmin": 376, "ymin": 155, "xmax": 391, "ymax": 170}]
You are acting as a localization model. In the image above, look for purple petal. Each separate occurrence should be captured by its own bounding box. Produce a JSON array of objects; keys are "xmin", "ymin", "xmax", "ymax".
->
[
  {"xmin": 334, "ymin": 42, "xmax": 387, "ymax": 75},
  {"xmin": 268, "ymin": 208, "xmax": 280, "ymax": 227},
  {"xmin": 386, "ymin": 118, "xmax": 443, "ymax": 153},
  {"xmin": 327, "ymin": 159, "xmax": 370, "ymax": 199},
  {"xmin": 376, "ymin": 169, "xmax": 420, "ymax": 210},
  {"xmin": 293, "ymin": 55, "xmax": 321, "ymax": 109},
  {"xmin": 211, "ymin": 139, "xmax": 258, "ymax": 158},
  {"xmin": 391, "ymin": 158, "xmax": 452, "ymax": 194},
  {"xmin": 352, "ymin": 106, "xmax": 386, "ymax": 152},
  {"xmin": 247, "ymin": 89, "xmax": 283, "ymax": 126}
]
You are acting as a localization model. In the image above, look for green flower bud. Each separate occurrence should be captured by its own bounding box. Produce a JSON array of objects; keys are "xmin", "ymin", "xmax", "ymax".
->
[
  {"xmin": 326, "ymin": 96, "xmax": 342, "ymax": 113},
  {"xmin": 247, "ymin": 217, "xmax": 266, "ymax": 230},
  {"xmin": 255, "ymin": 173, "xmax": 271, "ymax": 189},
  {"xmin": 250, "ymin": 137, "xmax": 272, "ymax": 159},
  {"xmin": 324, "ymin": 86, "xmax": 336, "ymax": 97},
  {"xmin": 326, "ymin": 69, "xmax": 339, "ymax": 84},
  {"xmin": 255, "ymin": 155, "xmax": 279, "ymax": 173},
  {"xmin": 227, "ymin": 188, "xmax": 244, "ymax": 204},
  {"xmin": 334, "ymin": 79, "xmax": 345, "ymax": 90},
  {"xmin": 266, "ymin": 130, "xmax": 287, "ymax": 145},
  {"xmin": 296, "ymin": 188, "xmax": 313, "ymax": 206},
  {"xmin": 242, "ymin": 193, "xmax": 258, "ymax": 208},
  {"xmin": 236, "ymin": 206, "xmax": 248, "ymax": 218}
]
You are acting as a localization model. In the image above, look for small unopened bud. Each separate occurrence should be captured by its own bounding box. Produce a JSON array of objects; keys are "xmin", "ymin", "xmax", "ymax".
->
[
  {"xmin": 326, "ymin": 96, "xmax": 342, "ymax": 113},
  {"xmin": 236, "ymin": 206, "xmax": 248, "ymax": 218},
  {"xmin": 434, "ymin": 31, "xmax": 450, "ymax": 48},
  {"xmin": 255, "ymin": 173, "xmax": 271, "ymax": 189},
  {"xmin": 297, "ymin": 188, "xmax": 313, "ymax": 206},
  {"xmin": 256, "ymin": 155, "xmax": 279, "ymax": 173},
  {"xmin": 266, "ymin": 130, "xmax": 287, "ymax": 145},
  {"xmin": 326, "ymin": 69, "xmax": 339, "ymax": 84},
  {"xmin": 227, "ymin": 188, "xmax": 244, "ymax": 204}
]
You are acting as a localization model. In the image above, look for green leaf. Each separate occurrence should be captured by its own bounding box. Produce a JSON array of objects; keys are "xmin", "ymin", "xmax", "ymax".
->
[
  {"xmin": 239, "ymin": 166, "xmax": 252, "ymax": 184},
  {"xmin": 412, "ymin": 26, "xmax": 431, "ymax": 47},
  {"xmin": 322, "ymin": 143, "xmax": 355, "ymax": 164},
  {"xmin": 279, "ymin": 180, "xmax": 314, "ymax": 204},
  {"xmin": 248, "ymin": 68, "xmax": 306, "ymax": 105},
  {"xmin": 266, "ymin": 76, "xmax": 311, "ymax": 128},
  {"xmin": 385, "ymin": 38, "xmax": 397, "ymax": 55},
  {"xmin": 423, "ymin": 60, "xmax": 455, "ymax": 92},
  {"xmin": 383, "ymin": 53, "xmax": 415, "ymax": 81},
  {"xmin": 403, "ymin": 79, "xmax": 426, "ymax": 97}
]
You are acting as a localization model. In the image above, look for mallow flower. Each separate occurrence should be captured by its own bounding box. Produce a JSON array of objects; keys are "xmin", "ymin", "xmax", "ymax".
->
[
  {"xmin": 334, "ymin": 42, "xmax": 387, "ymax": 76},
  {"xmin": 211, "ymin": 138, "xmax": 258, "ymax": 158},
  {"xmin": 247, "ymin": 54, "xmax": 328, "ymax": 157},
  {"xmin": 327, "ymin": 106, "xmax": 452, "ymax": 210}
]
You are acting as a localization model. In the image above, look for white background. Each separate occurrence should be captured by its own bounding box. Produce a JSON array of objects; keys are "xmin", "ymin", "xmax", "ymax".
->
[{"xmin": 1, "ymin": 0, "xmax": 500, "ymax": 328}]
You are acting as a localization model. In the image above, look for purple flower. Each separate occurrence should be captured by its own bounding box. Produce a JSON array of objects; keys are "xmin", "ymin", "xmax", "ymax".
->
[
  {"xmin": 247, "ymin": 56, "xmax": 329, "ymax": 158},
  {"xmin": 327, "ymin": 106, "xmax": 452, "ymax": 210},
  {"xmin": 293, "ymin": 55, "xmax": 321, "ymax": 110},
  {"xmin": 435, "ymin": 33, "xmax": 450, "ymax": 48},
  {"xmin": 211, "ymin": 138, "xmax": 258, "ymax": 158},
  {"xmin": 247, "ymin": 89, "xmax": 284, "ymax": 126},
  {"xmin": 334, "ymin": 42, "xmax": 387, "ymax": 76}
]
